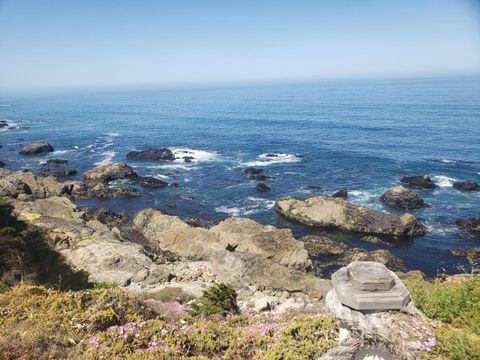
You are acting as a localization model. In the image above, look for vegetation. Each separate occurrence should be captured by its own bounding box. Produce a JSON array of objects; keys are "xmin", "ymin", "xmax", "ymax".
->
[
  {"xmin": 189, "ymin": 282, "xmax": 239, "ymax": 316},
  {"xmin": 405, "ymin": 275, "xmax": 480, "ymax": 360}
]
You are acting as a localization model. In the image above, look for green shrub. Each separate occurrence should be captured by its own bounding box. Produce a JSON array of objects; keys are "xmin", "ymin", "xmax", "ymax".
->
[{"xmin": 189, "ymin": 283, "xmax": 239, "ymax": 316}]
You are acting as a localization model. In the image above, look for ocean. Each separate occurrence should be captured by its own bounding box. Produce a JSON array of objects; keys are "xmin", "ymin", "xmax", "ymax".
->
[{"xmin": 1, "ymin": 76, "xmax": 479, "ymax": 276}]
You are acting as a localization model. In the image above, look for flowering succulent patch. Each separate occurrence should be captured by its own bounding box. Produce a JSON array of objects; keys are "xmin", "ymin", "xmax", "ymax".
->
[{"xmin": 413, "ymin": 322, "xmax": 439, "ymax": 353}]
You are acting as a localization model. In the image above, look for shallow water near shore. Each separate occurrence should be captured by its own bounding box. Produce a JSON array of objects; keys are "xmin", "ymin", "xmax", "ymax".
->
[{"xmin": 1, "ymin": 76, "xmax": 479, "ymax": 277}]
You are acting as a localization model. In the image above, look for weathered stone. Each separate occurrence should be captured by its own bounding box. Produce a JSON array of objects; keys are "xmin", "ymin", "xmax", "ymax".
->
[
  {"xmin": 456, "ymin": 218, "xmax": 480, "ymax": 238},
  {"xmin": 19, "ymin": 141, "xmax": 54, "ymax": 155},
  {"xmin": 380, "ymin": 186, "xmax": 425, "ymax": 209},
  {"xmin": 453, "ymin": 181, "xmax": 480, "ymax": 192},
  {"xmin": 83, "ymin": 163, "xmax": 138, "ymax": 184},
  {"xmin": 331, "ymin": 188, "xmax": 348, "ymax": 198},
  {"xmin": 127, "ymin": 148, "xmax": 175, "ymax": 161},
  {"xmin": 256, "ymin": 183, "xmax": 270, "ymax": 192},
  {"xmin": 139, "ymin": 176, "xmax": 169, "ymax": 188},
  {"xmin": 450, "ymin": 248, "xmax": 480, "ymax": 262},
  {"xmin": 275, "ymin": 196, "xmax": 425, "ymax": 237},
  {"xmin": 332, "ymin": 261, "xmax": 411, "ymax": 311},
  {"xmin": 400, "ymin": 175, "xmax": 436, "ymax": 189}
]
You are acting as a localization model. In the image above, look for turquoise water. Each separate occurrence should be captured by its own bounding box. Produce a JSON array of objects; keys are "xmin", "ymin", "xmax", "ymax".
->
[{"xmin": 1, "ymin": 76, "xmax": 479, "ymax": 276}]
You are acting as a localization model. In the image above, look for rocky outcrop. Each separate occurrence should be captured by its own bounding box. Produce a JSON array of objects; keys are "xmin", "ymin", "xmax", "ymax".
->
[
  {"xmin": 83, "ymin": 163, "xmax": 138, "ymax": 184},
  {"xmin": 331, "ymin": 188, "xmax": 348, "ymax": 198},
  {"xmin": 456, "ymin": 218, "xmax": 480, "ymax": 238},
  {"xmin": 0, "ymin": 168, "xmax": 75, "ymax": 200},
  {"xmin": 380, "ymin": 186, "xmax": 425, "ymax": 209},
  {"xmin": 139, "ymin": 176, "xmax": 169, "ymax": 188},
  {"xmin": 275, "ymin": 196, "xmax": 425, "ymax": 237},
  {"xmin": 450, "ymin": 248, "xmax": 480, "ymax": 262},
  {"xmin": 400, "ymin": 175, "xmax": 436, "ymax": 189},
  {"xmin": 127, "ymin": 148, "xmax": 175, "ymax": 161},
  {"xmin": 19, "ymin": 141, "xmax": 54, "ymax": 155},
  {"xmin": 301, "ymin": 235, "xmax": 404, "ymax": 273},
  {"xmin": 82, "ymin": 207, "xmax": 129, "ymax": 228},
  {"xmin": 256, "ymin": 183, "xmax": 270, "ymax": 192},
  {"xmin": 453, "ymin": 181, "xmax": 480, "ymax": 192},
  {"xmin": 42, "ymin": 159, "xmax": 68, "ymax": 166}
]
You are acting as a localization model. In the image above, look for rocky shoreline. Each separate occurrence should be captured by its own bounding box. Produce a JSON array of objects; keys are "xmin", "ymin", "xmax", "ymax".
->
[{"xmin": 1, "ymin": 142, "xmax": 479, "ymax": 312}]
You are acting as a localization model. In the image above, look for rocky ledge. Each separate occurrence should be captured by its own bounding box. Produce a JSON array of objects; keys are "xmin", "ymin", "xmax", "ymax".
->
[
  {"xmin": 19, "ymin": 141, "xmax": 54, "ymax": 155},
  {"xmin": 275, "ymin": 195, "xmax": 425, "ymax": 237},
  {"xmin": 380, "ymin": 186, "xmax": 425, "ymax": 209}
]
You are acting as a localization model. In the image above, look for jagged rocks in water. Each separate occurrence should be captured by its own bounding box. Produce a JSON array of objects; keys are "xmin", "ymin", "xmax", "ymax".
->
[
  {"xmin": 244, "ymin": 167, "xmax": 264, "ymax": 175},
  {"xmin": 183, "ymin": 156, "xmax": 194, "ymax": 163},
  {"xmin": 360, "ymin": 235, "xmax": 383, "ymax": 244},
  {"xmin": 82, "ymin": 207, "xmax": 129, "ymax": 228},
  {"xmin": 126, "ymin": 148, "xmax": 175, "ymax": 161},
  {"xmin": 0, "ymin": 120, "xmax": 8, "ymax": 128},
  {"xmin": 39, "ymin": 167, "xmax": 77, "ymax": 178},
  {"xmin": 450, "ymin": 248, "xmax": 480, "ymax": 262},
  {"xmin": 42, "ymin": 159, "xmax": 68, "ymax": 166},
  {"xmin": 331, "ymin": 188, "xmax": 348, "ymax": 198},
  {"xmin": 74, "ymin": 182, "xmax": 140, "ymax": 199},
  {"xmin": 249, "ymin": 174, "xmax": 272, "ymax": 181},
  {"xmin": 139, "ymin": 176, "xmax": 169, "ymax": 188},
  {"xmin": 19, "ymin": 141, "xmax": 54, "ymax": 155},
  {"xmin": 256, "ymin": 183, "xmax": 270, "ymax": 192},
  {"xmin": 303, "ymin": 185, "xmax": 322, "ymax": 193},
  {"xmin": 400, "ymin": 175, "xmax": 437, "ymax": 189},
  {"xmin": 275, "ymin": 195, "xmax": 425, "ymax": 237},
  {"xmin": 83, "ymin": 163, "xmax": 138, "ymax": 184},
  {"xmin": 453, "ymin": 181, "xmax": 480, "ymax": 192},
  {"xmin": 0, "ymin": 160, "xmax": 5, "ymax": 168},
  {"xmin": 380, "ymin": 186, "xmax": 425, "ymax": 209},
  {"xmin": 456, "ymin": 218, "xmax": 480, "ymax": 237}
]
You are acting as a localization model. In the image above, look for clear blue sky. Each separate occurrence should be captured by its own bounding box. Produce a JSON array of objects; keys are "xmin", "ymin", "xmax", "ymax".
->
[{"xmin": 0, "ymin": 0, "xmax": 479, "ymax": 90}]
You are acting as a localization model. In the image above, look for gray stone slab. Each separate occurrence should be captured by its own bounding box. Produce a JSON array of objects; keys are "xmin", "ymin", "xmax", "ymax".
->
[{"xmin": 332, "ymin": 261, "xmax": 411, "ymax": 311}]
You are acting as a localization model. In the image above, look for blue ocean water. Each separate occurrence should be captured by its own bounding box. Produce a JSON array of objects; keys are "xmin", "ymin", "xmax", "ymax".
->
[{"xmin": 1, "ymin": 76, "xmax": 479, "ymax": 276}]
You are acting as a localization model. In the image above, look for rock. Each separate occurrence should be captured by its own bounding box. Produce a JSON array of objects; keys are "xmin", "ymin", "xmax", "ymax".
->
[
  {"xmin": 301, "ymin": 235, "xmax": 348, "ymax": 256},
  {"xmin": 452, "ymin": 181, "xmax": 480, "ymax": 192},
  {"xmin": 256, "ymin": 183, "xmax": 270, "ymax": 192},
  {"xmin": 0, "ymin": 160, "xmax": 5, "ymax": 168},
  {"xmin": 83, "ymin": 163, "xmax": 138, "ymax": 184},
  {"xmin": 0, "ymin": 120, "xmax": 8, "ymax": 128},
  {"xmin": 380, "ymin": 186, "xmax": 425, "ymax": 209},
  {"xmin": 244, "ymin": 167, "xmax": 263, "ymax": 175},
  {"xmin": 39, "ymin": 167, "xmax": 77, "ymax": 178},
  {"xmin": 360, "ymin": 235, "xmax": 383, "ymax": 244},
  {"xmin": 42, "ymin": 159, "xmax": 68, "ymax": 166},
  {"xmin": 139, "ymin": 176, "xmax": 169, "ymax": 188},
  {"xmin": 210, "ymin": 217, "xmax": 313, "ymax": 271},
  {"xmin": 75, "ymin": 182, "xmax": 141, "ymax": 199},
  {"xmin": 0, "ymin": 169, "xmax": 75, "ymax": 199},
  {"xmin": 19, "ymin": 141, "xmax": 54, "ymax": 155},
  {"xmin": 301, "ymin": 235, "xmax": 404, "ymax": 271},
  {"xmin": 275, "ymin": 196, "xmax": 425, "ymax": 237},
  {"xmin": 82, "ymin": 207, "xmax": 129, "ymax": 228},
  {"xmin": 400, "ymin": 175, "xmax": 437, "ymax": 189},
  {"xmin": 450, "ymin": 248, "xmax": 480, "ymax": 262},
  {"xmin": 303, "ymin": 185, "xmax": 323, "ymax": 193},
  {"xmin": 127, "ymin": 148, "xmax": 175, "ymax": 161},
  {"xmin": 456, "ymin": 218, "xmax": 480, "ymax": 237},
  {"xmin": 331, "ymin": 188, "xmax": 348, "ymax": 198},
  {"xmin": 183, "ymin": 156, "xmax": 194, "ymax": 163}
]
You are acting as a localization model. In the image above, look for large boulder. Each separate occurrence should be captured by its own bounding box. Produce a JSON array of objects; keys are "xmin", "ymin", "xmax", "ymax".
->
[
  {"xmin": 0, "ymin": 169, "xmax": 74, "ymax": 200},
  {"xmin": 83, "ymin": 163, "xmax": 138, "ymax": 184},
  {"xmin": 275, "ymin": 196, "xmax": 425, "ymax": 237},
  {"xmin": 127, "ymin": 148, "xmax": 175, "ymax": 161},
  {"xmin": 380, "ymin": 186, "xmax": 425, "ymax": 209},
  {"xmin": 453, "ymin": 181, "xmax": 480, "ymax": 192},
  {"xmin": 400, "ymin": 175, "xmax": 437, "ymax": 189},
  {"xmin": 19, "ymin": 141, "xmax": 54, "ymax": 155},
  {"xmin": 139, "ymin": 176, "xmax": 169, "ymax": 188},
  {"xmin": 210, "ymin": 217, "xmax": 312, "ymax": 271}
]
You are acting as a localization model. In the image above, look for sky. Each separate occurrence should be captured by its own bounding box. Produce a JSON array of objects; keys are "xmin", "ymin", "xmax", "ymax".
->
[{"xmin": 0, "ymin": 0, "xmax": 479, "ymax": 91}]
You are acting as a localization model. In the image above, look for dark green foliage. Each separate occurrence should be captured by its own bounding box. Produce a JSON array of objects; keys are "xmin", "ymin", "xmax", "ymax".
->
[{"xmin": 190, "ymin": 282, "xmax": 239, "ymax": 316}]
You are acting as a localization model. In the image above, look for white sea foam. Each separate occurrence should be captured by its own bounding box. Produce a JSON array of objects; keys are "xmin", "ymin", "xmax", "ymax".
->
[
  {"xmin": 241, "ymin": 153, "xmax": 302, "ymax": 167},
  {"xmin": 432, "ymin": 175, "xmax": 456, "ymax": 188},
  {"xmin": 95, "ymin": 150, "xmax": 116, "ymax": 166},
  {"xmin": 171, "ymin": 148, "xmax": 219, "ymax": 163},
  {"xmin": 215, "ymin": 197, "xmax": 275, "ymax": 216}
]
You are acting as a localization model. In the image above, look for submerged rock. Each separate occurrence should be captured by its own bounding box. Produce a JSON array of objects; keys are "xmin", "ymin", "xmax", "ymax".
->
[
  {"xmin": 400, "ymin": 175, "xmax": 437, "ymax": 189},
  {"xmin": 453, "ymin": 181, "xmax": 480, "ymax": 192},
  {"xmin": 380, "ymin": 186, "xmax": 425, "ymax": 209},
  {"xmin": 275, "ymin": 195, "xmax": 425, "ymax": 237},
  {"xmin": 139, "ymin": 176, "xmax": 169, "ymax": 188},
  {"xmin": 42, "ymin": 159, "xmax": 68, "ymax": 166},
  {"xmin": 0, "ymin": 160, "xmax": 5, "ymax": 168},
  {"xmin": 84, "ymin": 163, "xmax": 138, "ymax": 184},
  {"xmin": 256, "ymin": 183, "xmax": 270, "ymax": 192},
  {"xmin": 127, "ymin": 148, "xmax": 175, "ymax": 161},
  {"xmin": 450, "ymin": 248, "xmax": 480, "ymax": 262},
  {"xmin": 19, "ymin": 141, "xmax": 54, "ymax": 155},
  {"xmin": 456, "ymin": 218, "xmax": 480, "ymax": 237},
  {"xmin": 331, "ymin": 188, "xmax": 348, "ymax": 198},
  {"xmin": 244, "ymin": 167, "xmax": 264, "ymax": 175}
]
